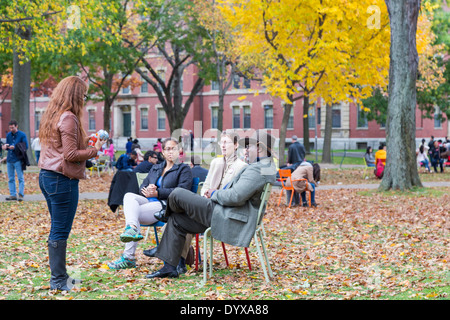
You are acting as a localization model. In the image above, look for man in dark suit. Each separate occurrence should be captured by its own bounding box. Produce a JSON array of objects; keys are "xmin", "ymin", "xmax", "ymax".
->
[
  {"xmin": 146, "ymin": 130, "xmax": 276, "ymax": 279},
  {"xmin": 189, "ymin": 155, "xmax": 208, "ymax": 182}
]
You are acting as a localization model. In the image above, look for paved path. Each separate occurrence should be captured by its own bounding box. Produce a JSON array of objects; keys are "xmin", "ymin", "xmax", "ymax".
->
[{"xmin": 1, "ymin": 181, "xmax": 449, "ymax": 202}]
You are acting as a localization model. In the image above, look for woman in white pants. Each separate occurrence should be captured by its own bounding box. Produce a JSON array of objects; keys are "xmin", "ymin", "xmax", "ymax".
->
[{"xmin": 107, "ymin": 138, "xmax": 193, "ymax": 269}]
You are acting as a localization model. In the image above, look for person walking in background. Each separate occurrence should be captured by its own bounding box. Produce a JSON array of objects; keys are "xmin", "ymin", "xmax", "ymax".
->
[
  {"xmin": 287, "ymin": 135, "xmax": 306, "ymax": 168},
  {"xmin": 2, "ymin": 120, "xmax": 28, "ymax": 201},
  {"xmin": 125, "ymin": 137, "xmax": 133, "ymax": 155},
  {"xmin": 31, "ymin": 137, "xmax": 41, "ymax": 164},
  {"xmin": 38, "ymin": 76, "xmax": 106, "ymax": 291}
]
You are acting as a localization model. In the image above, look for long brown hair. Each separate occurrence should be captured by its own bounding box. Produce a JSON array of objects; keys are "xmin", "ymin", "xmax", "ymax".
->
[{"xmin": 39, "ymin": 76, "xmax": 88, "ymax": 146}]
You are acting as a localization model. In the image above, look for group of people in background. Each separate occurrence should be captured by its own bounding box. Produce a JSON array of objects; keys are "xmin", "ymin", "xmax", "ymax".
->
[
  {"xmin": 416, "ymin": 136, "xmax": 450, "ymax": 173},
  {"xmin": 364, "ymin": 136, "xmax": 450, "ymax": 179}
]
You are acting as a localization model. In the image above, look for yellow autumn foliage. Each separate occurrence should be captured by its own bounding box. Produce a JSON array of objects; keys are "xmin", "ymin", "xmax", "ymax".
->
[{"xmin": 218, "ymin": 0, "xmax": 442, "ymax": 106}]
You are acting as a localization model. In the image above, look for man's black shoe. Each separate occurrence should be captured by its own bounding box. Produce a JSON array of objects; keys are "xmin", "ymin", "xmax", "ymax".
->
[
  {"xmin": 177, "ymin": 264, "xmax": 188, "ymax": 275},
  {"xmin": 143, "ymin": 247, "xmax": 158, "ymax": 258},
  {"xmin": 154, "ymin": 209, "xmax": 168, "ymax": 223},
  {"xmin": 146, "ymin": 266, "xmax": 178, "ymax": 279}
]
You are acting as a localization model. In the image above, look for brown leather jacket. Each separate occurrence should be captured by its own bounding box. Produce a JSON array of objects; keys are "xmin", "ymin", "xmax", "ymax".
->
[{"xmin": 38, "ymin": 111, "xmax": 98, "ymax": 180}]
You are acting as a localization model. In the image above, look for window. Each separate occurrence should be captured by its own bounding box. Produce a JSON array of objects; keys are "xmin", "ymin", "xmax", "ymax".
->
[
  {"xmin": 211, "ymin": 81, "xmax": 219, "ymax": 91},
  {"xmin": 434, "ymin": 106, "xmax": 442, "ymax": 128},
  {"xmin": 157, "ymin": 108, "xmax": 166, "ymax": 130},
  {"xmin": 141, "ymin": 72, "xmax": 148, "ymax": 93},
  {"xmin": 264, "ymin": 105, "xmax": 273, "ymax": 129},
  {"xmin": 211, "ymin": 106, "xmax": 218, "ymax": 129},
  {"xmin": 233, "ymin": 106, "xmax": 240, "ymax": 129},
  {"xmin": 233, "ymin": 74, "xmax": 240, "ymax": 89},
  {"xmin": 308, "ymin": 105, "xmax": 316, "ymax": 129},
  {"xmin": 357, "ymin": 106, "xmax": 368, "ymax": 128},
  {"xmin": 243, "ymin": 105, "xmax": 251, "ymax": 128},
  {"xmin": 88, "ymin": 110, "xmax": 96, "ymax": 131},
  {"xmin": 317, "ymin": 107, "xmax": 321, "ymax": 125},
  {"xmin": 243, "ymin": 78, "xmax": 251, "ymax": 89},
  {"xmin": 35, "ymin": 111, "xmax": 42, "ymax": 132},
  {"xmin": 287, "ymin": 106, "xmax": 294, "ymax": 129},
  {"xmin": 332, "ymin": 106, "xmax": 341, "ymax": 128},
  {"xmin": 122, "ymin": 76, "xmax": 131, "ymax": 94},
  {"xmin": 141, "ymin": 108, "xmax": 148, "ymax": 130}
]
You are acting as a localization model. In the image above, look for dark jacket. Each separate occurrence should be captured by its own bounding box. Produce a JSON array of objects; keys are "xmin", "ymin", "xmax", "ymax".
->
[
  {"xmin": 191, "ymin": 165, "xmax": 208, "ymax": 182},
  {"xmin": 133, "ymin": 161, "xmax": 153, "ymax": 173},
  {"xmin": 140, "ymin": 160, "xmax": 192, "ymax": 200},
  {"xmin": 14, "ymin": 142, "xmax": 30, "ymax": 170},
  {"xmin": 6, "ymin": 130, "xmax": 28, "ymax": 163},
  {"xmin": 288, "ymin": 141, "xmax": 306, "ymax": 165},
  {"xmin": 116, "ymin": 154, "xmax": 135, "ymax": 171}
]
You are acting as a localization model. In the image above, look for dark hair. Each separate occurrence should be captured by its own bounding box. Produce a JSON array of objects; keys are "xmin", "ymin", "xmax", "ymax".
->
[
  {"xmin": 365, "ymin": 146, "xmax": 372, "ymax": 154},
  {"xmin": 130, "ymin": 150, "xmax": 137, "ymax": 156},
  {"xmin": 419, "ymin": 145, "xmax": 424, "ymax": 154},
  {"xmin": 144, "ymin": 150, "xmax": 157, "ymax": 161},
  {"xmin": 8, "ymin": 120, "xmax": 18, "ymax": 126},
  {"xmin": 162, "ymin": 137, "xmax": 179, "ymax": 150}
]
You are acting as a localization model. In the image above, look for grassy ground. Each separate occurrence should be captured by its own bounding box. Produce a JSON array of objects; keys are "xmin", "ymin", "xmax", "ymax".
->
[{"xmin": 0, "ymin": 166, "xmax": 449, "ymax": 300}]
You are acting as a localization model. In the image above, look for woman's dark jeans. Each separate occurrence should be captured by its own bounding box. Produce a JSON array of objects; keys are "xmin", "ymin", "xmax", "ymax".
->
[{"xmin": 39, "ymin": 169, "xmax": 79, "ymax": 241}]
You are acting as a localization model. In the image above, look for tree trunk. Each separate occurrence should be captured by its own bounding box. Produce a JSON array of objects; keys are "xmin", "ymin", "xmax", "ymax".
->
[
  {"xmin": 101, "ymin": 73, "xmax": 114, "ymax": 134},
  {"xmin": 11, "ymin": 27, "xmax": 35, "ymax": 165},
  {"xmin": 322, "ymin": 103, "xmax": 333, "ymax": 163},
  {"xmin": 278, "ymin": 102, "xmax": 292, "ymax": 167},
  {"xmin": 103, "ymin": 98, "xmax": 112, "ymax": 134},
  {"xmin": 302, "ymin": 95, "xmax": 311, "ymax": 154},
  {"xmin": 380, "ymin": 0, "xmax": 422, "ymax": 191},
  {"xmin": 217, "ymin": 84, "xmax": 224, "ymax": 132}
]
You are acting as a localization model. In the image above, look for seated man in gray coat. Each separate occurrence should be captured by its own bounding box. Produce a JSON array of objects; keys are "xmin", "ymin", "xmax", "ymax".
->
[{"xmin": 146, "ymin": 130, "xmax": 277, "ymax": 279}]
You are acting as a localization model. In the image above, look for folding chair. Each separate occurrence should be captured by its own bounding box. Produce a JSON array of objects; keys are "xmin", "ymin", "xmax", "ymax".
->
[
  {"xmin": 90, "ymin": 156, "xmax": 110, "ymax": 177},
  {"xmin": 201, "ymin": 182, "xmax": 273, "ymax": 285},
  {"xmin": 277, "ymin": 169, "xmax": 311, "ymax": 208}
]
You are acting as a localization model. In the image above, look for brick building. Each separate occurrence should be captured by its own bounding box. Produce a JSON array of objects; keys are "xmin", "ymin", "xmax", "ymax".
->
[{"xmin": 1, "ymin": 62, "xmax": 448, "ymax": 152}]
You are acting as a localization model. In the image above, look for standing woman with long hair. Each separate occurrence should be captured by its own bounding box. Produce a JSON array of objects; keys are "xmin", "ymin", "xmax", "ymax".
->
[{"xmin": 38, "ymin": 76, "xmax": 106, "ymax": 291}]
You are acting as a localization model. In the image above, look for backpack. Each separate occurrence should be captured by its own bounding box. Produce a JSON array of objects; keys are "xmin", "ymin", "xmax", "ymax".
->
[
  {"xmin": 313, "ymin": 163, "xmax": 321, "ymax": 182},
  {"xmin": 115, "ymin": 154, "xmax": 125, "ymax": 170}
]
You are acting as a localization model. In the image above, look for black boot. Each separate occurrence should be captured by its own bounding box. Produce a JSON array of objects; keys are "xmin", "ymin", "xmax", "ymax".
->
[{"xmin": 48, "ymin": 240, "xmax": 81, "ymax": 291}]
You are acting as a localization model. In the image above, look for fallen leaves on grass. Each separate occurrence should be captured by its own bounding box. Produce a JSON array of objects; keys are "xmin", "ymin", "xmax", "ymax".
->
[{"xmin": 0, "ymin": 182, "xmax": 449, "ymax": 300}]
